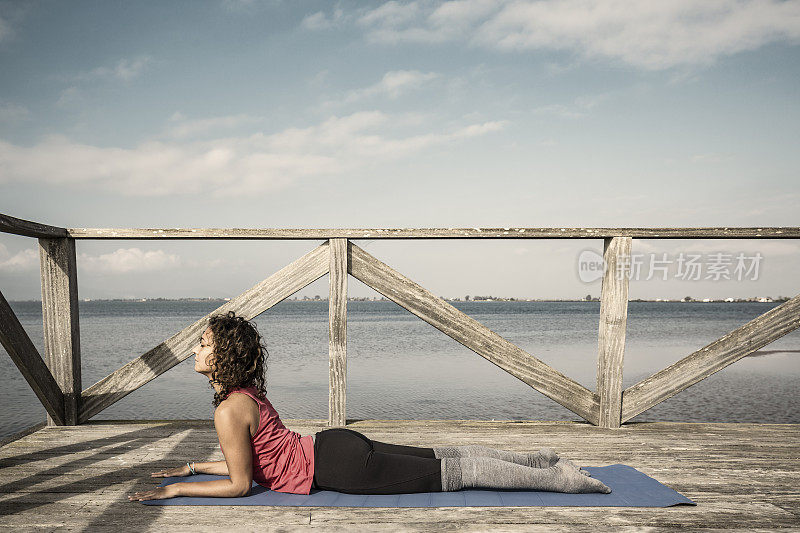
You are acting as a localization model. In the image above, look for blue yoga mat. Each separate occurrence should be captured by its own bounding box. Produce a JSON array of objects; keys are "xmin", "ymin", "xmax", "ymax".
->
[{"xmin": 141, "ymin": 464, "xmax": 695, "ymax": 507}]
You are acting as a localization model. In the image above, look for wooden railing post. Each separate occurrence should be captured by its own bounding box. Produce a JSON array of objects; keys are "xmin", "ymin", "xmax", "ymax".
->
[
  {"xmin": 38, "ymin": 237, "xmax": 82, "ymax": 426},
  {"xmin": 596, "ymin": 236, "xmax": 631, "ymax": 428},
  {"xmin": 328, "ymin": 238, "xmax": 347, "ymax": 427}
]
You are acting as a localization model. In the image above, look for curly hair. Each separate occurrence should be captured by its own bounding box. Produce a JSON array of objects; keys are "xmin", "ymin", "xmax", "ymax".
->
[{"xmin": 206, "ymin": 310, "xmax": 268, "ymax": 408}]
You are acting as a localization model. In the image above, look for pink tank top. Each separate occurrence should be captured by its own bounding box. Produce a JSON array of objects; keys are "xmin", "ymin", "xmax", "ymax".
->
[{"xmin": 224, "ymin": 385, "xmax": 315, "ymax": 494}]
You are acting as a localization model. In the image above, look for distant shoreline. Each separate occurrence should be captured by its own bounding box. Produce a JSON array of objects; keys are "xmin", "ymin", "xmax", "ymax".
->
[{"xmin": 8, "ymin": 297, "xmax": 790, "ymax": 304}]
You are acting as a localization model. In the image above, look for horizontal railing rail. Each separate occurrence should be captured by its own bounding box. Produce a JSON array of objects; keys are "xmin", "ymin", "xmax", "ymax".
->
[
  {"xmin": 1, "ymin": 212, "xmax": 798, "ymax": 429},
  {"xmin": 3, "ymin": 213, "xmax": 800, "ymax": 239}
]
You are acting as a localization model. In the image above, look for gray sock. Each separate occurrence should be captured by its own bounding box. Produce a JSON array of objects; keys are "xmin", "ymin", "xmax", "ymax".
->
[
  {"xmin": 440, "ymin": 457, "xmax": 611, "ymax": 494},
  {"xmin": 558, "ymin": 457, "xmax": 592, "ymax": 476},
  {"xmin": 433, "ymin": 445, "xmax": 591, "ymax": 476},
  {"xmin": 433, "ymin": 445, "xmax": 559, "ymax": 468}
]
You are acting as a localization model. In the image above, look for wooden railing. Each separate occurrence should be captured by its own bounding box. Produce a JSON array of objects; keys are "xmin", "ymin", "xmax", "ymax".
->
[{"xmin": 1, "ymin": 212, "xmax": 799, "ymax": 429}]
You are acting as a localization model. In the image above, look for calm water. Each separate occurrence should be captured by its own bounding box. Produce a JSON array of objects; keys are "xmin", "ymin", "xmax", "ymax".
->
[{"xmin": 2, "ymin": 300, "xmax": 799, "ymax": 439}]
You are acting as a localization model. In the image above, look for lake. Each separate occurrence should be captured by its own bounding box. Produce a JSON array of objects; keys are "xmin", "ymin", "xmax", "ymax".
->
[{"xmin": 2, "ymin": 299, "xmax": 798, "ymax": 439}]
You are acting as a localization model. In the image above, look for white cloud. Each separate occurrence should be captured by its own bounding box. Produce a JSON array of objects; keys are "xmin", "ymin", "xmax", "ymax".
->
[
  {"xmin": 0, "ymin": 245, "xmax": 38, "ymax": 273},
  {"xmin": 358, "ymin": 0, "xmax": 500, "ymax": 43},
  {"xmin": 451, "ymin": 120, "xmax": 506, "ymax": 137},
  {"xmin": 531, "ymin": 103, "xmax": 585, "ymax": 119},
  {"xmin": 334, "ymin": 70, "xmax": 440, "ymax": 106},
  {"xmin": 531, "ymin": 92, "xmax": 611, "ymax": 119},
  {"xmin": 370, "ymin": 70, "xmax": 439, "ymax": 98},
  {"xmin": 71, "ymin": 56, "xmax": 153, "ymax": 83},
  {"xmin": 78, "ymin": 248, "xmax": 182, "ymax": 274},
  {"xmin": 302, "ymin": 9, "xmax": 345, "ymax": 30},
  {"xmin": 56, "ymin": 86, "xmax": 81, "ymax": 108},
  {"xmin": 309, "ymin": 69, "xmax": 332, "ymax": 87},
  {"xmin": 0, "ymin": 243, "xmax": 250, "ymax": 274},
  {"xmin": 0, "ymin": 112, "xmax": 506, "ymax": 198},
  {"xmin": 0, "ymin": 135, "xmax": 305, "ymax": 198},
  {"xmin": 106, "ymin": 56, "xmax": 152, "ymax": 81},
  {"xmin": 302, "ymin": 11, "xmax": 330, "ymax": 29},
  {"xmin": 429, "ymin": 0, "xmax": 499, "ymax": 27},
  {"xmin": 163, "ymin": 113, "xmax": 262, "ymax": 139},
  {"xmin": 358, "ymin": 1, "xmax": 422, "ymax": 27},
  {"xmin": 53, "ymin": 57, "xmax": 154, "ymax": 109},
  {"xmin": 355, "ymin": 0, "xmax": 800, "ymax": 70}
]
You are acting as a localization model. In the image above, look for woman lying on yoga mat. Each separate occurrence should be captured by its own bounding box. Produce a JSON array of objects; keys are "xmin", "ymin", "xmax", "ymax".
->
[{"xmin": 129, "ymin": 311, "xmax": 610, "ymax": 502}]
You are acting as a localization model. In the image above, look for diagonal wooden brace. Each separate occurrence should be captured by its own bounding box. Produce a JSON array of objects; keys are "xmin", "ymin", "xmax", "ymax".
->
[
  {"xmin": 622, "ymin": 293, "xmax": 800, "ymax": 422},
  {"xmin": 0, "ymin": 289, "xmax": 66, "ymax": 425},
  {"xmin": 78, "ymin": 241, "xmax": 330, "ymax": 423},
  {"xmin": 346, "ymin": 241, "xmax": 600, "ymax": 424}
]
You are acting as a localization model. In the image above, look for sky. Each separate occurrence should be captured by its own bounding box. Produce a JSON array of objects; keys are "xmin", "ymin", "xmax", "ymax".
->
[{"xmin": 1, "ymin": 0, "xmax": 799, "ymax": 302}]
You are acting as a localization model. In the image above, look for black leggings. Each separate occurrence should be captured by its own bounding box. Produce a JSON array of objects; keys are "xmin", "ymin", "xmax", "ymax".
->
[{"xmin": 312, "ymin": 428, "xmax": 443, "ymax": 494}]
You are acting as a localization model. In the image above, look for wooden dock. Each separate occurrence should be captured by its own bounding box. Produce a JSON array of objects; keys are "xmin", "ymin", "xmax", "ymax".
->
[
  {"xmin": 3, "ymin": 216, "xmax": 800, "ymax": 530},
  {"xmin": 1, "ymin": 419, "xmax": 798, "ymax": 531}
]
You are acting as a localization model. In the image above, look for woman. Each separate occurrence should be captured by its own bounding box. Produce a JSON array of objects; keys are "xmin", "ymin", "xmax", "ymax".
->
[{"xmin": 129, "ymin": 311, "xmax": 610, "ymax": 501}]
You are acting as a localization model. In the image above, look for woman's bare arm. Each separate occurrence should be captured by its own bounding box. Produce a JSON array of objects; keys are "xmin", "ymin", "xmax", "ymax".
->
[
  {"xmin": 130, "ymin": 398, "xmax": 253, "ymax": 501},
  {"xmin": 173, "ymin": 400, "xmax": 253, "ymax": 497},
  {"xmin": 149, "ymin": 460, "xmax": 229, "ymax": 478},
  {"xmin": 193, "ymin": 460, "xmax": 229, "ymax": 475}
]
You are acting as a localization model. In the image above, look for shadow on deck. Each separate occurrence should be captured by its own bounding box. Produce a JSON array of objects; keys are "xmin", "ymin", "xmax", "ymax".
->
[{"xmin": 1, "ymin": 420, "xmax": 798, "ymax": 531}]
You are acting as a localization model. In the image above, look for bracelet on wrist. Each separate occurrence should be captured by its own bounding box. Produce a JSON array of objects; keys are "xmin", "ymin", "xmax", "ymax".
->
[{"xmin": 187, "ymin": 461, "xmax": 196, "ymax": 475}]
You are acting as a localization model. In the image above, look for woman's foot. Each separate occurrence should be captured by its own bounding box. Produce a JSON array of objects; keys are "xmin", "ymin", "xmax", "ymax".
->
[
  {"xmin": 528, "ymin": 447, "xmax": 560, "ymax": 468},
  {"xmin": 441, "ymin": 456, "xmax": 612, "ymax": 493},
  {"xmin": 552, "ymin": 460, "xmax": 611, "ymax": 493},
  {"xmin": 556, "ymin": 457, "xmax": 592, "ymax": 476}
]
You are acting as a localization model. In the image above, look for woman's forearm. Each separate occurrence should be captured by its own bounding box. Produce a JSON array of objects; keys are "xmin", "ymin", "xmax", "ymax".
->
[
  {"xmin": 193, "ymin": 460, "xmax": 229, "ymax": 475},
  {"xmin": 170, "ymin": 478, "xmax": 250, "ymax": 498}
]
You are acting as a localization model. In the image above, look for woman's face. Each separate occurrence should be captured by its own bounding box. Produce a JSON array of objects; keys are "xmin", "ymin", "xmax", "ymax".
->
[{"xmin": 192, "ymin": 326, "xmax": 215, "ymax": 376}]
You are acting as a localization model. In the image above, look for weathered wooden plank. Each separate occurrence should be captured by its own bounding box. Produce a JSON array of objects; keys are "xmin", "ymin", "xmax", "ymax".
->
[
  {"xmin": 0, "ymin": 503, "xmax": 312, "ymax": 528},
  {"xmin": 596, "ymin": 237, "xmax": 631, "ymax": 429},
  {"xmin": 0, "ymin": 421, "xmax": 47, "ymax": 449},
  {"xmin": 0, "ymin": 504, "xmax": 793, "ymax": 531},
  {"xmin": 1, "ymin": 421, "xmax": 798, "ymax": 530},
  {"xmin": 77, "ymin": 242, "xmax": 330, "ymax": 423},
  {"xmin": 38, "ymin": 238, "xmax": 81, "ymax": 426},
  {"xmin": 347, "ymin": 241, "xmax": 600, "ymax": 424},
  {"xmin": 64, "ymin": 226, "xmax": 800, "ymax": 239},
  {"xmin": 0, "ymin": 291, "xmax": 65, "ymax": 426},
  {"xmin": 306, "ymin": 502, "xmax": 794, "ymax": 527},
  {"xmin": 0, "ymin": 213, "xmax": 68, "ymax": 239},
  {"xmin": 328, "ymin": 238, "xmax": 347, "ymax": 427},
  {"xmin": 621, "ymin": 293, "xmax": 800, "ymax": 422}
]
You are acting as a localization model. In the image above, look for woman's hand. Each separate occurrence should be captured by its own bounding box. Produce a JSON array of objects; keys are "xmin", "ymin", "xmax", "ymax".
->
[
  {"xmin": 150, "ymin": 464, "xmax": 191, "ymax": 478},
  {"xmin": 128, "ymin": 483, "xmax": 180, "ymax": 502}
]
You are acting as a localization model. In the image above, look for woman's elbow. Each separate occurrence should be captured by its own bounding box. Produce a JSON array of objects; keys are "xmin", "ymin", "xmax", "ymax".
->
[{"xmin": 234, "ymin": 484, "xmax": 252, "ymax": 498}]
